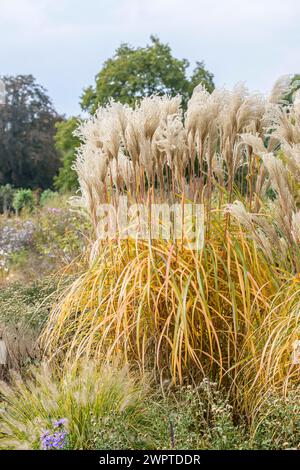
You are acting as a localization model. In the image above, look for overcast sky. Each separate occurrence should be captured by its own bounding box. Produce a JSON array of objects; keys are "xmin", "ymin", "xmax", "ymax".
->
[{"xmin": 0, "ymin": 0, "xmax": 299, "ymax": 116}]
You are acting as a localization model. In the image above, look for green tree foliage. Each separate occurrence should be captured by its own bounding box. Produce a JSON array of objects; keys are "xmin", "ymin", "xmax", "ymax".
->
[
  {"xmin": 12, "ymin": 189, "xmax": 35, "ymax": 214},
  {"xmin": 189, "ymin": 61, "xmax": 215, "ymax": 94},
  {"xmin": 40, "ymin": 189, "xmax": 59, "ymax": 207},
  {"xmin": 0, "ymin": 75, "xmax": 61, "ymax": 189},
  {"xmin": 284, "ymin": 74, "xmax": 300, "ymax": 103},
  {"xmin": 81, "ymin": 36, "xmax": 214, "ymax": 113},
  {"xmin": 0, "ymin": 184, "xmax": 14, "ymax": 213},
  {"xmin": 54, "ymin": 117, "xmax": 81, "ymax": 192}
]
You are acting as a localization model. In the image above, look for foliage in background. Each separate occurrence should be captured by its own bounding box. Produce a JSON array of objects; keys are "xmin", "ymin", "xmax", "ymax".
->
[
  {"xmin": 0, "ymin": 184, "xmax": 14, "ymax": 213},
  {"xmin": 188, "ymin": 61, "xmax": 215, "ymax": 96},
  {"xmin": 0, "ymin": 199, "xmax": 90, "ymax": 282},
  {"xmin": 81, "ymin": 36, "xmax": 214, "ymax": 113},
  {"xmin": 0, "ymin": 219, "xmax": 35, "ymax": 275},
  {"xmin": 12, "ymin": 189, "xmax": 35, "ymax": 214},
  {"xmin": 40, "ymin": 189, "xmax": 59, "ymax": 207},
  {"xmin": 0, "ymin": 75, "xmax": 61, "ymax": 189},
  {"xmin": 284, "ymin": 73, "xmax": 300, "ymax": 103},
  {"xmin": 33, "ymin": 206, "xmax": 90, "ymax": 266},
  {"xmin": 54, "ymin": 117, "xmax": 81, "ymax": 192}
]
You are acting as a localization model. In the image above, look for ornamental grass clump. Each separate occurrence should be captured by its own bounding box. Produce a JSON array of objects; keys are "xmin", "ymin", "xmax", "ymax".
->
[
  {"xmin": 43, "ymin": 218, "xmax": 278, "ymax": 386},
  {"xmin": 0, "ymin": 361, "xmax": 151, "ymax": 450},
  {"xmin": 43, "ymin": 76, "xmax": 300, "ymax": 418}
]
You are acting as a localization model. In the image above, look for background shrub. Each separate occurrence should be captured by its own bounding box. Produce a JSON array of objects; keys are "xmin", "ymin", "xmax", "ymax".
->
[
  {"xmin": 0, "ymin": 184, "xmax": 14, "ymax": 213},
  {"xmin": 12, "ymin": 189, "xmax": 35, "ymax": 214},
  {"xmin": 40, "ymin": 189, "xmax": 59, "ymax": 207}
]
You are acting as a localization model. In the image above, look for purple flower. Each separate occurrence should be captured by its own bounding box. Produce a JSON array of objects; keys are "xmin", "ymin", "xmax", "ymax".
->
[
  {"xmin": 40, "ymin": 418, "xmax": 68, "ymax": 450},
  {"xmin": 41, "ymin": 431, "xmax": 67, "ymax": 450},
  {"xmin": 53, "ymin": 418, "xmax": 68, "ymax": 428}
]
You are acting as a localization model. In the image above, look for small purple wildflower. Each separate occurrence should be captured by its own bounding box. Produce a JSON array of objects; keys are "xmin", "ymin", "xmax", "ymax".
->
[
  {"xmin": 40, "ymin": 418, "xmax": 68, "ymax": 450},
  {"xmin": 53, "ymin": 418, "xmax": 68, "ymax": 428}
]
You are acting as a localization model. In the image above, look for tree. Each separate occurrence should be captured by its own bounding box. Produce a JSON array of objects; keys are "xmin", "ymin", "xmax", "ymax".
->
[
  {"xmin": 189, "ymin": 61, "xmax": 215, "ymax": 94},
  {"xmin": 81, "ymin": 36, "xmax": 214, "ymax": 113},
  {"xmin": 0, "ymin": 75, "xmax": 61, "ymax": 189},
  {"xmin": 12, "ymin": 188, "xmax": 35, "ymax": 215},
  {"xmin": 54, "ymin": 117, "xmax": 81, "ymax": 192}
]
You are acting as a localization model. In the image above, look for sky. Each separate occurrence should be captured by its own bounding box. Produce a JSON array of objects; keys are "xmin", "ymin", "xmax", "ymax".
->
[{"xmin": 0, "ymin": 0, "xmax": 299, "ymax": 116}]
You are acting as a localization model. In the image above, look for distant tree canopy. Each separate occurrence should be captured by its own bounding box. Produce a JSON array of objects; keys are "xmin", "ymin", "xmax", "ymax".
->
[
  {"xmin": 0, "ymin": 75, "xmax": 61, "ymax": 189},
  {"xmin": 81, "ymin": 36, "xmax": 215, "ymax": 113},
  {"xmin": 54, "ymin": 117, "xmax": 81, "ymax": 192}
]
